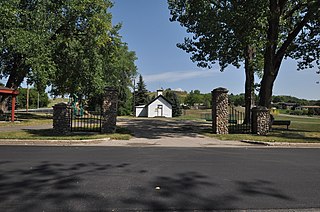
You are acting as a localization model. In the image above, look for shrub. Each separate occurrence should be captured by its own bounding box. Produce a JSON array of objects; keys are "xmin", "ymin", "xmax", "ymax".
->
[{"xmin": 289, "ymin": 110, "xmax": 303, "ymax": 115}]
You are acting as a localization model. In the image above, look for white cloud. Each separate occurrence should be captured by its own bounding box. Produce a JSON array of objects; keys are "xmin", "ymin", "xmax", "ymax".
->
[
  {"xmin": 144, "ymin": 69, "xmax": 218, "ymax": 83},
  {"xmin": 173, "ymin": 88, "xmax": 184, "ymax": 92}
]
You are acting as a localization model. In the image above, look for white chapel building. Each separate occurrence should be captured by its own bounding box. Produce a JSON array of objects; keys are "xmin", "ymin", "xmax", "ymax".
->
[{"xmin": 135, "ymin": 90, "xmax": 172, "ymax": 118}]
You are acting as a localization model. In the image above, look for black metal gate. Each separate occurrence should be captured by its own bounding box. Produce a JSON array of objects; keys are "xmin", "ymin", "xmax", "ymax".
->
[
  {"xmin": 70, "ymin": 109, "xmax": 102, "ymax": 132},
  {"xmin": 228, "ymin": 105, "xmax": 251, "ymax": 134}
]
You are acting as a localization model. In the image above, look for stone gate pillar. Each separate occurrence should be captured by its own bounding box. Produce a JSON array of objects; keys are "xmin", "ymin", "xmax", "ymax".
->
[
  {"xmin": 251, "ymin": 106, "xmax": 270, "ymax": 135},
  {"xmin": 53, "ymin": 103, "xmax": 71, "ymax": 135},
  {"xmin": 101, "ymin": 87, "xmax": 118, "ymax": 133},
  {"xmin": 212, "ymin": 87, "xmax": 229, "ymax": 134}
]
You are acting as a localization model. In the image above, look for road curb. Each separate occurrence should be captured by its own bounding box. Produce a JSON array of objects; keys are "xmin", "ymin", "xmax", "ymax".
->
[
  {"xmin": 241, "ymin": 140, "xmax": 271, "ymax": 146},
  {"xmin": 0, "ymin": 138, "xmax": 110, "ymax": 146},
  {"xmin": 241, "ymin": 140, "xmax": 320, "ymax": 148}
]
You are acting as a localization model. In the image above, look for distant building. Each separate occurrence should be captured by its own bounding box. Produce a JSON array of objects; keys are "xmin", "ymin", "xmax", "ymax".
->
[
  {"xmin": 135, "ymin": 90, "xmax": 172, "ymax": 118},
  {"xmin": 296, "ymin": 105, "xmax": 320, "ymax": 115},
  {"xmin": 272, "ymin": 102, "xmax": 298, "ymax": 109}
]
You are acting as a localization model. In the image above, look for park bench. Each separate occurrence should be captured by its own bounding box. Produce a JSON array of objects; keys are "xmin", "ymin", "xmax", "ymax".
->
[{"xmin": 272, "ymin": 120, "xmax": 291, "ymax": 130}]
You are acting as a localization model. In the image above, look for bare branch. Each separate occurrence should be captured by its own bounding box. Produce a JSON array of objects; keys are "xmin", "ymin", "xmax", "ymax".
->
[{"xmin": 275, "ymin": 10, "xmax": 315, "ymax": 64}]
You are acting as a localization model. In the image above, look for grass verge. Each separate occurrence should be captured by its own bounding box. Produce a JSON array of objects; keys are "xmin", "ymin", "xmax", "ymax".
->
[
  {"xmin": 0, "ymin": 112, "xmax": 52, "ymax": 127},
  {"xmin": 203, "ymin": 130, "xmax": 320, "ymax": 143},
  {"xmin": 0, "ymin": 126, "xmax": 132, "ymax": 140},
  {"xmin": 203, "ymin": 114, "xmax": 320, "ymax": 143}
]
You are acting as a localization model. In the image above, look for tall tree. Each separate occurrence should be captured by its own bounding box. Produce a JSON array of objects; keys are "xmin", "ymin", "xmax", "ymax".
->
[
  {"xmin": 185, "ymin": 90, "xmax": 203, "ymax": 106},
  {"xmin": 0, "ymin": 0, "xmax": 137, "ymax": 112},
  {"xmin": 259, "ymin": 0, "xmax": 320, "ymax": 108},
  {"xmin": 17, "ymin": 88, "xmax": 49, "ymax": 109},
  {"xmin": 135, "ymin": 75, "xmax": 149, "ymax": 106},
  {"xmin": 168, "ymin": 0, "xmax": 267, "ymax": 123},
  {"xmin": 164, "ymin": 89, "xmax": 182, "ymax": 117},
  {"xmin": 0, "ymin": 0, "xmax": 57, "ymax": 111}
]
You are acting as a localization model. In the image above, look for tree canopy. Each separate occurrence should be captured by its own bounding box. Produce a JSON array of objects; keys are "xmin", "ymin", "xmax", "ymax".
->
[
  {"xmin": 135, "ymin": 75, "xmax": 149, "ymax": 106},
  {"xmin": 168, "ymin": 0, "xmax": 266, "ymax": 71},
  {"xmin": 17, "ymin": 88, "xmax": 49, "ymax": 109},
  {"xmin": 259, "ymin": 0, "xmax": 320, "ymax": 107},
  {"xmin": 0, "ymin": 0, "xmax": 137, "ymax": 111},
  {"xmin": 168, "ymin": 0, "xmax": 267, "ymax": 122},
  {"xmin": 169, "ymin": 0, "xmax": 320, "ymax": 109},
  {"xmin": 164, "ymin": 89, "xmax": 182, "ymax": 117}
]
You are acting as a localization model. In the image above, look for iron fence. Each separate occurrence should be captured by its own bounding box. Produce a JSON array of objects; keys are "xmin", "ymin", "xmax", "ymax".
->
[
  {"xmin": 228, "ymin": 106, "xmax": 251, "ymax": 134},
  {"xmin": 70, "ymin": 110, "xmax": 102, "ymax": 132}
]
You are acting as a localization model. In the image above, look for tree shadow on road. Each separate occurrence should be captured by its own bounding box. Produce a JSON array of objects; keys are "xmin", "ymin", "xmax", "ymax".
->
[
  {"xmin": 0, "ymin": 161, "xmax": 131, "ymax": 211},
  {"xmin": 0, "ymin": 160, "xmax": 295, "ymax": 211},
  {"xmin": 121, "ymin": 173, "xmax": 295, "ymax": 211}
]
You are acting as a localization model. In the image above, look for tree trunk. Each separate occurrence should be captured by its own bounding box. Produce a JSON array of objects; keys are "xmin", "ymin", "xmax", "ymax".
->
[
  {"xmin": 259, "ymin": 70, "xmax": 276, "ymax": 108},
  {"xmin": 258, "ymin": 0, "xmax": 281, "ymax": 108},
  {"xmin": 0, "ymin": 54, "xmax": 27, "ymax": 112},
  {"xmin": 244, "ymin": 45, "xmax": 255, "ymax": 124},
  {"xmin": 0, "ymin": 96, "xmax": 9, "ymax": 113}
]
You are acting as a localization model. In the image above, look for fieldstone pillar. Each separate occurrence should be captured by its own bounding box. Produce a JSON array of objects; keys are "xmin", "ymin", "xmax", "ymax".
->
[
  {"xmin": 53, "ymin": 103, "xmax": 71, "ymax": 135},
  {"xmin": 212, "ymin": 87, "xmax": 229, "ymax": 134},
  {"xmin": 251, "ymin": 106, "xmax": 270, "ymax": 135},
  {"xmin": 101, "ymin": 87, "xmax": 118, "ymax": 133}
]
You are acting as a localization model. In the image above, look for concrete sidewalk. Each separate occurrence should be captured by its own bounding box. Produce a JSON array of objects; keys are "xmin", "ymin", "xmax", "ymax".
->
[
  {"xmin": 0, "ymin": 135, "xmax": 251, "ymax": 147},
  {"xmin": 1, "ymin": 136, "xmax": 320, "ymax": 148}
]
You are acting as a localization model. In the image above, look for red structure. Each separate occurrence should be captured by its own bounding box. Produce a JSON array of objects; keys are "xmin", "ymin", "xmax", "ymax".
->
[{"xmin": 0, "ymin": 86, "xmax": 19, "ymax": 122}]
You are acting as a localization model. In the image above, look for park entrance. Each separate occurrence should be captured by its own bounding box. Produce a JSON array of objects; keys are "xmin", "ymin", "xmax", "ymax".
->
[
  {"xmin": 228, "ymin": 105, "xmax": 251, "ymax": 134},
  {"xmin": 68, "ymin": 94, "xmax": 102, "ymax": 132},
  {"xmin": 53, "ymin": 87, "xmax": 118, "ymax": 134},
  {"xmin": 70, "ymin": 109, "xmax": 102, "ymax": 132},
  {"xmin": 212, "ymin": 87, "xmax": 270, "ymax": 135}
]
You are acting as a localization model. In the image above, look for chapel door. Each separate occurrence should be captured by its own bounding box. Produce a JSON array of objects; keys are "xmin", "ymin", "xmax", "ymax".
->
[{"xmin": 157, "ymin": 105, "xmax": 163, "ymax": 116}]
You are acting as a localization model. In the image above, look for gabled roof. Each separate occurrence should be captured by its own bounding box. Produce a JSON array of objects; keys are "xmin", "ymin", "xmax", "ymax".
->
[{"xmin": 145, "ymin": 95, "xmax": 172, "ymax": 107}]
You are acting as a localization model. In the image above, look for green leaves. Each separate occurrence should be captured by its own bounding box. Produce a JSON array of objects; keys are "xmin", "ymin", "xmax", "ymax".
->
[
  {"xmin": 135, "ymin": 75, "xmax": 149, "ymax": 106},
  {"xmin": 168, "ymin": 0, "xmax": 267, "ymax": 72},
  {"xmin": 164, "ymin": 89, "xmax": 182, "ymax": 117},
  {"xmin": 0, "ymin": 0, "xmax": 137, "ymax": 101}
]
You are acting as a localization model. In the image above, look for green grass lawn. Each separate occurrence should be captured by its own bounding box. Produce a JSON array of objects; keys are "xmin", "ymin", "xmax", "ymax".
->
[
  {"xmin": 204, "ymin": 114, "xmax": 320, "ymax": 143},
  {"xmin": 178, "ymin": 109, "xmax": 211, "ymax": 120},
  {"xmin": 0, "ymin": 113, "xmax": 132, "ymax": 140},
  {"xmin": 180, "ymin": 110, "xmax": 320, "ymax": 143},
  {"xmin": 0, "ymin": 112, "xmax": 52, "ymax": 127},
  {"xmin": 0, "ymin": 128, "xmax": 132, "ymax": 140},
  {"xmin": 273, "ymin": 114, "xmax": 320, "ymax": 132},
  {"xmin": 0, "ymin": 127, "xmax": 132, "ymax": 140}
]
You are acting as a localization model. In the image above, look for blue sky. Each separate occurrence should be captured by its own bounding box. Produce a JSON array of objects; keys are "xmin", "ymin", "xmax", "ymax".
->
[
  {"xmin": 111, "ymin": 0, "xmax": 320, "ymax": 100},
  {"xmin": 0, "ymin": 0, "xmax": 318, "ymax": 100}
]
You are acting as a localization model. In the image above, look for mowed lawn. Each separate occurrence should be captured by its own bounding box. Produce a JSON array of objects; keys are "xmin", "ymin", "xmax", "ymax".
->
[
  {"xmin": 0, "ymin": 112, "xmax": 131, "ymax": 140},
  {"xmin": 205, "ymin": 114, "xmax": 320, "ymax": 143},
  {"xmin": 273, "ymin": 114, "xmax": 320, "ymax": 132},
  {"xmin": 179, "ymin": 109, "xmax": 320, "ymax": 143}
]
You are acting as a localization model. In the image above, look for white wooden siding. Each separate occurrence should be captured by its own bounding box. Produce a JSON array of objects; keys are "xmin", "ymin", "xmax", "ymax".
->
[{"xmin": 148, "ymin": 97, "xmax": 172, "ymax": 118}]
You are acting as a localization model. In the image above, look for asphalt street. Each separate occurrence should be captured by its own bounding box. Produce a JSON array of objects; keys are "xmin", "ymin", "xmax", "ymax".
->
[{"xmin": 1, "ymin": 146, "xmax": 320, "ymax": 211}]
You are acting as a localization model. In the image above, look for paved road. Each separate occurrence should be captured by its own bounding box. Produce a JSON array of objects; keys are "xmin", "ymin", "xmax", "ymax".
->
[{"xmin": 1, "ymin": 146, "xmax": 320, "ymax": 211}]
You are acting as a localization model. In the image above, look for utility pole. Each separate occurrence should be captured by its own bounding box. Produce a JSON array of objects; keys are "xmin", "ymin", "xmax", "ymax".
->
[
  {"xmin": 37, "ymin": 92, "xmax": 40, "ymax": 109},
  {"xmin": 132, "ymin": 77, "xmax": 136, "ymax": 117},
  {"xmin": 26, "ymin": 84, "xmax": 29, "ymax": 112}
]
